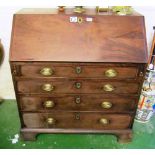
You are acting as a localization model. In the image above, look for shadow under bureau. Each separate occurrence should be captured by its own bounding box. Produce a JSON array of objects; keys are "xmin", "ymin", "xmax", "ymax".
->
[{"xmin": 10, "ymin": 8, "xmax": 148, "ymax": 143}]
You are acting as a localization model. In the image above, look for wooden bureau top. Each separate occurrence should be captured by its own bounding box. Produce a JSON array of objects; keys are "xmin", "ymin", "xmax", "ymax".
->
[{"xmin": 10, "ymin": 8, "xmax": 148, "ymax": 63}]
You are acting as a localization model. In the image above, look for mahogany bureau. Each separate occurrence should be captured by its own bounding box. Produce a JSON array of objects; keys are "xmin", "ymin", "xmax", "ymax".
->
[{"xmin": 10, "ymin": 8, "xmax": 148, "ymax": 143}]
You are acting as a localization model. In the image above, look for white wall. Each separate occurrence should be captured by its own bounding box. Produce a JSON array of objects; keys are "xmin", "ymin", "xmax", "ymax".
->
[
  {"xmin": 134, "ymin": 6, "xmax": 155, "ymax": 51},
  {"xmin": 0, "ymin": 6, "xmax": 155, "ymax": 99},
  {"xmin": 0, "ymin": 7, "xmax": 21, "ymax": 99}
]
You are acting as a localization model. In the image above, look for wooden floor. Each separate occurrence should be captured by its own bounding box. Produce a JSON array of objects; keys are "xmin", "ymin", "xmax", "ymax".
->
[{"xmin": 0, "ymin": 100, "xmax": 155, "ymax": 149}]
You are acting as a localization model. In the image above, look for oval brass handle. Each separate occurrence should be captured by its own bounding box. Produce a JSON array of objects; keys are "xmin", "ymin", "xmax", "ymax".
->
[
  {"xmin": 42, "ymin": 84, "xmax": 54, "ymax": 92},
  {"xmin": 103, "ymin": 84, "xmax": 114, "ymax": 92},
  {"xmin": 47, "ymin": 118, "xmax": 56, "ymax": 125},
  {"xmin": 75, "ymin": 82, "xmax": 81, "ymax": 89},
  {"xmin": 101, "ymin": 101, "xmax": 112, "ymax": 109},
  {"xmin": 105, "ymin": 69, "xmax": 117, "ymax": 78},
  {"xmin": 99, "ymin": 118, "xmax": 109, "ymax": 125},
  {"xmin": 40, "ymin": 67, "xmax": 53, "ymax": 76},
  {"xmin": 44, "ymin": 100, "xmax": 55, "ymax": 108},
  {"xmin": 76, "ymin": 66, "xmax": 82, "ymax": 74}
]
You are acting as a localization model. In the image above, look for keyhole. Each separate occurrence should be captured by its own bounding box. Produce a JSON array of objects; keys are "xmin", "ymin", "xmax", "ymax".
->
[
  {"xmin": 75, "ymin": 97, "xmax": 81, "ymax": 104},
  {"xmin": 75, "ymin": 82, "xmax": 81, "ymax": 89},
  {"xmin": 75, "ymin": 114, "xmax": 80, "ymax": 120},
  {"xmin": 76, "ymin": 66, "xmax": 82, "ymax": 74}
]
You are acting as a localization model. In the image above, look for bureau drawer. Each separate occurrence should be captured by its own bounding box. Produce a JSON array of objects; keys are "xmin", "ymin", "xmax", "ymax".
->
[
  {"xmin": 15, "ymin": 63, "xmax": 140, "ymax": 80},
  {"xmin": 23, "ymin": 112, "xmax": 132, "ymax": 130},
  {"xmin": 19, "ymin": 95, "xmax": 137, "ymax": 112},
  {"xmin": 17, "ymin": 80, "xmax": 140, "ymax": 94}
]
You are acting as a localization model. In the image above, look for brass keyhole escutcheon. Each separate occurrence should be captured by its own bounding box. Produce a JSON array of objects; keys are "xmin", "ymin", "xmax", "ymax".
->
[
  {"xmin": 44, "ymin": 100, "xmax": 55, "ymax": 108},
  {"xmin": 47, "ymin": 118, "xmax": 56, "ymax": 125},
  {"xmin": 76, "ymin": 66, "xmax": 82, "ymax": 74},
  {"xmin": 103, "ymin": 84, "xmax": 114, "ymax": 92},
  {"xmin": 75, "ymin": 113, "xmax": 80, "ymax": 120},
  {"xmin": 75, "ymin": 97, "xmax": 81, "ymax": 104},
  {"xmin": 75, "ymin": 82, "xmax": 81, "ymax": 89},
  {"xmin": 101, "ymin": 101, "xmax": 112, "ymax": 109},
  {"xmin": 12, "ymin": 69, "xmax": 17, "ymax": 75},
  {"xmin": 77, "ymin": 17, "xmax": 83, "ymax": 24},
  {"xmin": 40, "ymin": 67, "xmax": 53, "ymax": 76},
  {"xmin": 105, "ymin": 69, "xmax": 117, "ymax": 78},
  {"xmin": 99, "ymin": 118, "xmax": 109, "ymax": 125},
  {"xmin": 42, "ymin": 83, "xmax": 54, "ymax": 92}
]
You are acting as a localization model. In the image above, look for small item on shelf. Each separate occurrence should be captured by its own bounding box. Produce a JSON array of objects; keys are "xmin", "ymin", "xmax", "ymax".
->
[
  {"xmin": 58, "ymin": 6, "xmax": 65, "ymax": 12},
  {"xmin": 96, "ymin": 6, "xmax": 109, "ymax": 13},
  {"xmin": 111, "ymin": 6, "xmax": 133, "ymax": 15},
  {"xmin": 73, "ymin": 6, "xmax": 85, "ymax": 13}
]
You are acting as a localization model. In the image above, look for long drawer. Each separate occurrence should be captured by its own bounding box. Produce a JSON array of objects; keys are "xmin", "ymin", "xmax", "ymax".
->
[
  {"xmin": 12, "ymin": 63, "xmax": 141, "ymax": 80},
  {"xmin": 17, "ymin": 79, "xmax": 140, "ymax": 94},
  {"xmin": 19, "ymin": 95, "xmax": 137, "ymax": 112},
  {"xmin": 23, "ymin": 112, "xmax": 132, "ymax": 130}
]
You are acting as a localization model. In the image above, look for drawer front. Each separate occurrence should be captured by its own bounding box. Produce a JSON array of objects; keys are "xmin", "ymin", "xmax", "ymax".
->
[
  {"xmin": 23, "ymin": 112, "xmax": 132, "ymax": 130},
  {"xmin": 17, "ymin": 80, "xmax": 140, "ymax": 94},
  {"xmin": 17, "ymin": 63, "xmax": 139, "ymax": 79},
  {"xmin": 20, "ymin": 95, "xmax": 137, "ymax": 112}
]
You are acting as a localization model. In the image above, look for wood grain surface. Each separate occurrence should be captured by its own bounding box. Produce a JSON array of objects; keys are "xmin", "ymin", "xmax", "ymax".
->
[
  {"xmin": 10, "ymin": 11, "xmax": 148, "ymax": 63},
  {"xmin": 12, "ymin": 62, "xmax": 141, "ymax": 80},
  {"xmin": 19, "ymin": 95, "xmax": 137, "ymax": 112},
  {"xmin": 23, "ymin": 112, "xmax": 132, "ymax": 130},
  {"xmin": 17, "ymin": 79, "xmax": 140, "ymax": 94}
]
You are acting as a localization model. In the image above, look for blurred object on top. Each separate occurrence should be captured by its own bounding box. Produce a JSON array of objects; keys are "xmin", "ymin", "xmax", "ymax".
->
[
  {"xmin": 58, "ymin": 6, "xmax": 65, "ymax": 12},
  {"xmin": 111, "ymin": 6, "xmax": 133, "ymax": 15},
  {"xmin": 96, "ymin": 6, "xmax": 109, "ymax": 13},
  {"xmin": 74, "ymin": 6, "xmax": 85, "ymax": 13}
]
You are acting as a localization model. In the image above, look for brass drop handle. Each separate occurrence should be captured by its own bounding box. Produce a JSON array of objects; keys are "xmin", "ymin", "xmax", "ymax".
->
[
  {"xmin": 75, "ymin": 82, "xmax": 81, "ymax": 89},
  {"xmin": 105, "ymin": 69, "xmax": 117, "ymax": 78},
  {"xmin": 47, "ymin": 118, "xmax": 56, "ymax": 125},
  {"xmin": 103, "ymin": 84, "xmax": 115, "ymax": 92},
  {"xmin": 40, "ymin": 67, "xmax": 53, "ymax": 76},
  {"xmin": 42, "ymin": 84, "xmax": 54, "ymax": 92},
  {"xmin": 101, "ymin": 101, "xmax": 112, "ymax": 109},
  {"xmin": 99, "ymin": 118, "xmax": 109, "ymax": 125},
  {"xmin": 44, "ymin": 100, "xmax": 55, "ymax": 108}
]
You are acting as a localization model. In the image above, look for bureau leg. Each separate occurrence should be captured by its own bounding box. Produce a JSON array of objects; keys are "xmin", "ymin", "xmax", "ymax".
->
[
  {"xmin": 20, "ymin": 132, "xmax": 37, "ymax": 141},
  {"xmin": 116, "ymin": 132, "xmax": 132, "ymax": 143}
]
